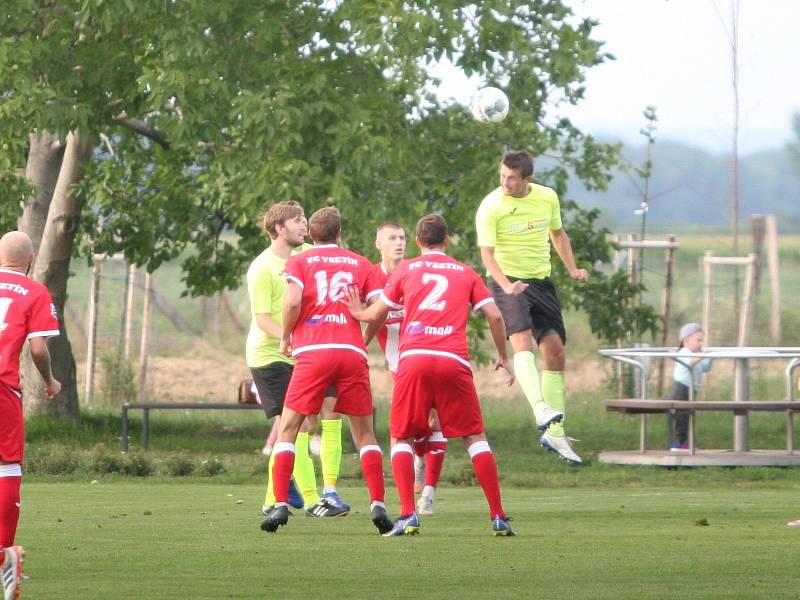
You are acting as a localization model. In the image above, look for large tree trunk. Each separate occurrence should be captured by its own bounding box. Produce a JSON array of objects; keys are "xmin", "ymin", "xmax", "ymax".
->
[
  {"xmin": 21, "ymin": 130, "xmax": 92, "ymax": 420},
  {"xmin": 19, "ymin": 131, "xmax": 64, "ymax": 253}
]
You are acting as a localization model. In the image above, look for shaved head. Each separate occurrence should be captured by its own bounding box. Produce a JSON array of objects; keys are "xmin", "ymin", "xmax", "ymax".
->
[{"xmin": 0, "ymin": 231, "xmax": 35, "ymax": 272}]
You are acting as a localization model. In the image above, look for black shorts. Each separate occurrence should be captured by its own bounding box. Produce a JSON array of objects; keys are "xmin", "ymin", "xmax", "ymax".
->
[
  {"xmin": 250, "ymin": 362, "xmax": 336, "ymax": 419},
  {"xmin": 487, "ymin": 277, "xmax": 566, "ymax": 344}
]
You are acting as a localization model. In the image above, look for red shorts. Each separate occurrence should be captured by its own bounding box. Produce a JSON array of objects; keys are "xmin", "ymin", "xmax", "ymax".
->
[
  {"xmin": 285, "ymin": 350, "xmax": 373, "ymax": 416},
  {"xmin": 0, "ymin": 385, "xmax": 24, "ymax": 463},
  {"xmin": 391, "ymin": 354, "xmax": 484, "ymax": 440}
]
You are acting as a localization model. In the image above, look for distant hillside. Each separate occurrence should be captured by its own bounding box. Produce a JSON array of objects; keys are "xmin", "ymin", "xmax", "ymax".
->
[{"xmin": 555, "ymin": 140, "xmax": 800, "ymax": 229}]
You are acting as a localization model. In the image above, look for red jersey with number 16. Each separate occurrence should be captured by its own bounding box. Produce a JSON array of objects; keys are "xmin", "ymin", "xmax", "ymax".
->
[
  {"xmin": 284, "ymin": 244, "xmax": 380, "ymax": 358},
  {"xmin": 381, "ymin": 251, "xmax": 494, "ymax": 369},
  {"xmin": 0, "ymin": 268, "xmax": 60, "ymax": 393}
]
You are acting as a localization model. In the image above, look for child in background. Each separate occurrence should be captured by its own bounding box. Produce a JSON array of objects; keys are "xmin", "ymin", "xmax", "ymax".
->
[{"xmin": 669, "ymin": 323, "xmax": 712, "ymax": 451}]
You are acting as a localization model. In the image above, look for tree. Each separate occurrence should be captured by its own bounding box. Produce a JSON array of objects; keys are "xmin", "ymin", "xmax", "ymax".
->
[{"xmin": 2, "ymin": 1, "xmax": 656, "ymax": 418}]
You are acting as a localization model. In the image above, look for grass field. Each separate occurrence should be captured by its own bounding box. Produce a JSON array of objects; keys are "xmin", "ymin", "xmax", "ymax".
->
[{"xmin": 18, "ymin": 482, "xmax": 800, "ymax": 599}]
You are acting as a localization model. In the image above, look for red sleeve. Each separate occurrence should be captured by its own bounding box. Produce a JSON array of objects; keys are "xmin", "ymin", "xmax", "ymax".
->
[
  {"xmin": 469, "ymin": 269, "xmax": 494, "ymax": 313},
  {"xmin": 284, "ymin": 255, "xmax": 304, "ymax": 288},
  {"xmin": 381, "ymin": 264, "xmax": 405, "ymax": 309},
  {"xmin": 27, "ymin": 287, "xmax": 60, "ymax": 339},
  {"xmin": 361, "ymin": 261, "xmax": 382, "ymax": 302}
]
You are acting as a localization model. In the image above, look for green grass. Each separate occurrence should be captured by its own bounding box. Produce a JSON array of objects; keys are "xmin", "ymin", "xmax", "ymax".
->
[{"xmin": 18, "ymin": 482, "xmax": 800, "ymax": 599}]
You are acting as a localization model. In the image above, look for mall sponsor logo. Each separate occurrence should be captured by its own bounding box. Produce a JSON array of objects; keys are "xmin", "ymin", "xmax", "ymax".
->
[
  {"xmin": 304, "ymin": 312, "xmax": 348, "ymax": 326},
  {"xmin": 405, "ymin": 321, "xmax": 453, "ymax": 336}
]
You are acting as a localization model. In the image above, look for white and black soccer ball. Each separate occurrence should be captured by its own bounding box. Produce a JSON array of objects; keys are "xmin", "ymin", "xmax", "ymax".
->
[{"xmin": 470, "ymin": 87, "xmax": 509, "ymax": 123}]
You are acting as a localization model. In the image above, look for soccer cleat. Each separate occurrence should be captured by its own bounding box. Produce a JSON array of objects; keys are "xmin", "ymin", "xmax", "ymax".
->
[
  {"xmin": 1, "ymin": 546, "xmax": 23, "ymax": 600},
  {"xmin": 413, "ymin": 454, "xmax": 426, "ymax": 493},
  {"xmin": 370, "ymin": 504, "xmax": 394, "ymax": 535},
  {"xmin": 787, "ymin": 519, "xmax": 800, "ymax": 527},
  {"xmin": 492, "ymin": 515, "xmax": 516, "ymax": 537},
  {"xmin": 260, "ymin": 504, "xmax": 290, "ymax": 533},
  {"xmin": 321, "ymin": 491, "xmax": 351, "ymax": 512},
  {"xmin": 383, "ymin": 512, "xmax": 420, "ymax": 537},
  {"xmin": 416, "ymin": 493, "xmax": 435, "ymax": 516},
  {"xmin": 261, "ymin": 444, "xmax": 273, "ymax": 457},
  {"xmin": 540, "ymin": 431, "xmax": 582, "ymax": 464},
  {"xmin": 305, "ymin": 497, "xmax": 349, "ymax": 518},
  {"xmin": 287, "ymin": 478, "xmax": 304, "ymax": 509},
  {"xmin": 534, "ymin": 404, "xmax": 564, "ymax": 431}
]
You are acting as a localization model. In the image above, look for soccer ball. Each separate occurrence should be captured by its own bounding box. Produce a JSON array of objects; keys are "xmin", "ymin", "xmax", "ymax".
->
[{"xmin": 470, "ymin": 87, "xmax": 509, "ymax": 123}]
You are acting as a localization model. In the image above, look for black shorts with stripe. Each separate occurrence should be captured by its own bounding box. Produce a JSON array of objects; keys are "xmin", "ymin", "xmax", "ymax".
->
[
  {"xmin": 487, "ymin": 277, "xmax": 566, "ymax": 345},
  {"xmin": 250, "ymin": 361, "xmax": 336, "ymax": 418}
]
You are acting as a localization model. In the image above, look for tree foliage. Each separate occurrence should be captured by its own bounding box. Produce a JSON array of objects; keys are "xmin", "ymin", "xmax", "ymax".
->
[{"xmin": 1, "ymin": 0, "xmax": 660, "ymax": 411}]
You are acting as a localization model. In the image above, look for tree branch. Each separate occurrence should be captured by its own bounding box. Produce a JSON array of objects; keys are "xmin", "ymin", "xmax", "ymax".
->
[{"xmin": 113, "ymin": 115, "xmax": 171, "ymax": 150}]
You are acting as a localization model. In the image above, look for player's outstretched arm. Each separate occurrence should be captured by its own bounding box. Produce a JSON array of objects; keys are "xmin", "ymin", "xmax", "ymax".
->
[
  {"xmin": 479, "ymin": 246, "xmax": 528, "ymax": 295},
  {"xmin": 480, "ymin": 302, "xmax": 515, "ymax": 387},
  {"xmin": 29, "ymin": 337, "xmax": 61, "ymax": 399},
  {"xmin": 342, "ymin": 285, "xmax": 390, "ymax": 324},
  {"xmin": 280, "ymin": 282, "xmax": 303, "ymax": 356},
  {"xmin": 549, "ymin": 228, "xmax": 588, "ymax": 282}
]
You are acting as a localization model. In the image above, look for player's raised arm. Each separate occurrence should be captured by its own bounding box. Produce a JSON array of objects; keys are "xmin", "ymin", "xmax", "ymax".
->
[{"xmin": 343, "ymin": 284, "xmax": 390, "ymax": 324}]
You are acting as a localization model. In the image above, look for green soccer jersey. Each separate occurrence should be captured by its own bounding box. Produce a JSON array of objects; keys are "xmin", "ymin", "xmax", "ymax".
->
[
  {"xmin": 475, "ymin": 183, "xmax": 563, "ymax": 279},
  {"xmin": 245, "ymin": 244, "xmax": 310, "ymax": 368}
]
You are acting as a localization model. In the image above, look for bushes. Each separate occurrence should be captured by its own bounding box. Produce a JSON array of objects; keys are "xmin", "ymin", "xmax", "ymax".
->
[{"xmin": 26, "ymin": 449, "xmax": 227, "ymax": 479}]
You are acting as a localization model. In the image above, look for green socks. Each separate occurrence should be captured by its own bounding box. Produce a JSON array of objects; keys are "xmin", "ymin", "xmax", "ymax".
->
[
  {"xmin": 293, "ymin": 432, "xmax": 320, "ymax": 506},
  {"xmin": 542, "ymin": 370, "xmax": 566, "ymax": 437},
  {"xmin": 320, "ymin": 419, "xmax": 343, "ymax": 490},
  {"xmin": 513, "ymin": 351, "xmax": 545, "ymax": 413}
]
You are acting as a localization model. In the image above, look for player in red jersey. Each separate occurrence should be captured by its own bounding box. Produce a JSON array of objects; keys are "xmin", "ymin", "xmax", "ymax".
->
[
  {"xmin": 346, "ymin": 214, "xmax": 517, "ymax": 537},
  {"xmin": 260, "ymin": 207, "xmax": 393, "ymax": 535},
  {"xmin": 365, "ymin": 223, "xmax": 447, "ymax": 515},
  {"xmin": 0, "ymin": 231, "xmax": 61, "ymax": 599}
]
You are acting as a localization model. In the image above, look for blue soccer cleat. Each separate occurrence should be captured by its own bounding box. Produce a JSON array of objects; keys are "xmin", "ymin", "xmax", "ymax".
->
[
  {"xmin": 321, "ymin": 491, "xmax": 351, "ymax": 512},
  {"xmin": 287, "ymin": 478, "xmax": 304, "ymax": 509},
  {"xmin": 492, "ymin": 515, "xmax": 516, "ymax": 537},
  {"xmin": 383, "ymin": 512, "xmax": 420, "ymax": 537}
]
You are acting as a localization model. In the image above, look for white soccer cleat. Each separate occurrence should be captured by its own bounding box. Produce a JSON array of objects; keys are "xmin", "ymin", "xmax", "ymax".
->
[
  {"xmin": 534, "ymin": 404, "xmax": 564, "ymax": 431},
  {"xmin": 2, "ymin": 546, "xmax": 23, "ymax": 600},
  {"xmin": 540, "ymin": 431, "xmax": 582, "ymax": 465},
  {"xmin": 413, "ymin": 455, "xmax": 425, "ymax": 494},
  {"xmin": 787, "ymin": 519, "xmax": 800, "ymax": 528},
  {"xmin": 417, "ymin": 491, "xmax": 435, "ymax": 516}
]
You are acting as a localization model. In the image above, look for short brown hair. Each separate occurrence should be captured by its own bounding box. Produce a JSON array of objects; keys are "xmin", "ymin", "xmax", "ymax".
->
[
  {"xmin": 376, "ymin": 222, "xmax": 404, "ymax": 235},
  {"xmin": 309, "ymin": 206, "xmax": 341, "ymax": 243},
  {"xmin": 262, "ymin": 201, "xmax": 304, "ymax": 240},
  {"xmin": 501, "ymin": 150, "xmax": 534, "ymax": 179},
  {"xmin": 415, "ymin": 214, "xmax": 447, "ymax": 248}
]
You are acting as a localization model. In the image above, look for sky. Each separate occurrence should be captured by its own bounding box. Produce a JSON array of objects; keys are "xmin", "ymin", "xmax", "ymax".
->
[{"xmin": 434, "ymin": 0, "xmax": 800, "ymax": 155}]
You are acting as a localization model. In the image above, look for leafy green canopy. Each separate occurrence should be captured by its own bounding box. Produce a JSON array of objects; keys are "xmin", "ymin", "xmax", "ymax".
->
[{"xmin": 1, "ymin": 0, "xmax": 658, "ymax": 345}]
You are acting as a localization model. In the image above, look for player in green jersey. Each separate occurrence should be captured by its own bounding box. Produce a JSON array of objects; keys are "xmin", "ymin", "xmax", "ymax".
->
[{"xmin": 475, "ymin": 150, "xmax": 588, "ymax": 464}]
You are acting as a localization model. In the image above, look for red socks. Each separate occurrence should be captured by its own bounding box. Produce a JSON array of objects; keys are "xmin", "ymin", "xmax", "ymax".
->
[
  {"xmin": 0, "ymin": 470, "xmax": 21, "ymax": 547},
  {"xmin": 271, "ymin": 443, "xmax": 296, "ymax": 504},
  {"xmin": 359, "ymin": 445, "xmax": 385, "ymax": 504},
  {"xmin": 468, "ymin": 442, "xmax": 505, "ymax": 518},
  {"xmin": 390, "ymin": 444, "xmax": 416, "ymax": 516},
  {"xmin": 424, "ymin": 437, "xmax": 447, "ymax": 489}
]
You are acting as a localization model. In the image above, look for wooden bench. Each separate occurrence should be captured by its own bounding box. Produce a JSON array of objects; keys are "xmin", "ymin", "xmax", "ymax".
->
[{"xmin": 605, "ymin": 399, "xmax": 800, "ymax": 454}]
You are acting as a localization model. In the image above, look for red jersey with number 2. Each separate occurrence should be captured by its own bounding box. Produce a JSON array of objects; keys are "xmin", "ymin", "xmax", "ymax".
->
[
  {"xmin": 0, "ymin": 268, "xmax": 60, "ymax": 393},
  {"xmin": 284, "ymin": 244, "xmax": 380, "ymax": 358},
  {"xmin": 381, "ymin": 251, "xmax": 494, "ymax": 369}
]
